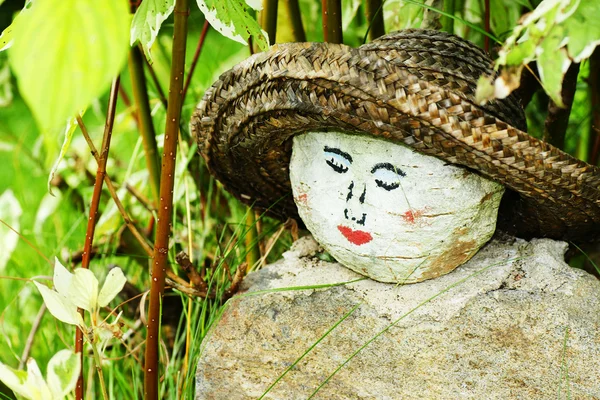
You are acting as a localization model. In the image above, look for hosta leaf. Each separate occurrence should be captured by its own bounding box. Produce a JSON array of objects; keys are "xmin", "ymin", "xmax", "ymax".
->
[
  {"xmin": 8, "ymin": 0, "xmax": 130, "ymax": 132},
  {"xmin": 0, "ymin": 190, "xmax": 22, "ymax": 273},
  {"xmin": 46, "ymin": 350, "xmax": 81, "ymax": 398},
  {"xmin": 195, "ymin": 0, "xmax": 269, "ymax": 51},
  {"xmin": 130, "ymin": 0, "xmax": 176, "ymax": 61}
]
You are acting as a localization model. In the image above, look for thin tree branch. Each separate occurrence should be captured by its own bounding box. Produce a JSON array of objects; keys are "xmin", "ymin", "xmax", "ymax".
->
[
  {"xmin": 322, "ymin": 0, "xmax": 343, "ymax": 44},
  {"xmin": 543, "ymin": 62, "xmax": 580, "ymax": 149},
  {"xmin": 144, "ymin": 0, "xmax": 189, "ymax": 397},
  {"xmin": 140, "ymin": 44, "xmax": 169, "ymax": 110},
  {"xmin": 365, "ymin": 0, "xmax": 385, "ymax": 41},
  {"xmin": 74, "ymin": 77, "xmax": 120, "ymax": 400},
  {"xmin": 78, "ymin": 118, "xmax": 154, "ymax": 257},
  {"xmin": 284, "ymin": 0, "xmax": 306, "ymax": 42},
  {"xmin": 19, "ymin": 304, "xmax": 46, "ymax": 369},
  {"xmin": 129, "ymin": 46, "xmax": 161, "ymax": 206},
  {"xmin": 261, "ymin": 0, "xmax": 278, "ymax": 45},
  {"xmin": 182, "ymin": 20, "xmax": 210, "ymax": 103}
]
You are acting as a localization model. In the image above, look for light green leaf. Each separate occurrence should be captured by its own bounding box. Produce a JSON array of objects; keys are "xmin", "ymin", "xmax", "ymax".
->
[
  {"xmin": 564, "ymin": 0, "xmax": 600, "ymax": 61},
  {"xmin": 47, "ymin": 116, "xmax": 79, "ymax": 195},
  {"xmin": 52, "ymin": 257, "xmax": 73, "ymax": 298},
  {"xmin": 8, "ymin": 0, "xmax": 130, "ymax": 132},
  {"xmin": 0, "ymin": 0, "xmax": 32, "ymax": 52},
  {"xmin": 70, "ymin": 269, "xmax": 99, "ymax": 312},
  {"xmin": 34, "ymin": 192, "xmax": 62, "ymax": 241},
  {"xmin": 97, "ymin": 267, "xmax": 127, "ymax": 307},
  {"xmin": 33, "ymin": 281, "xmax": 80, "ymax": 325},
  {"xmin": 46, "ymin": 350, "xmax": 81, "ymax": 399},
  {"xmin": 24, "ymin": 358, "xmax": 53, "ymax": 400},
  {"xmin": 537, "ymin": 26, "xmax": 569, "ymax": 107},
  {"xmin": 0, "ymin": 190, "xmax": 22, "ymax": 273},
  {"xmin": 130, "ymin": 0, "xmax": 176, "ymax": 61},
  {"xmin": 0, "ymin": 361, "xmax": 30, "ymax": 399},
  {"xmin": 196, "ymin": 0, "xmax": 269, "ymax": 51}
]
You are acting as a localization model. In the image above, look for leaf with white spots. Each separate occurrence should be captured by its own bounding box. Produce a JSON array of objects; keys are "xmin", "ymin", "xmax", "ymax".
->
[
  {"xmin": 195, "ymin": 0, "xmax": 269, "ymax": 51},
  {"xmin": 130, "ymin": 0, "xmax": 176, "ymax": 61}
]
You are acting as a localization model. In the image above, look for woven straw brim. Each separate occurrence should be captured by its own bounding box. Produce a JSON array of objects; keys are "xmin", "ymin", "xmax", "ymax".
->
[{"xmin": 191, "ymin": 29, "xmax": 600, "ymax": 242}]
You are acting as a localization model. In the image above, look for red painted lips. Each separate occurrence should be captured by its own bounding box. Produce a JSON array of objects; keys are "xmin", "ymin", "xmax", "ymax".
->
[{"xmin": 337, "ymin": 225, "xmax": 373, "ymax": 245}]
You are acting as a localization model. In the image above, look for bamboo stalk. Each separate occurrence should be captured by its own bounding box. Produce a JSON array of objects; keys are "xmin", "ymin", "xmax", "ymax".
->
[
  {"xmin": 322, "ymin": 0, "xmax": 343, "ymax": 44},
  {"xmin": 365, "ymin": 0, "xmax": 385, "ymax": 41},
  {"xmin": 143, "ymin": 0, "xmax": 189, "ymax": 397},
  {"xmin": 261, "ymin": 0, "xmax": 278, "ymax": 44},
  {"xmin": 284, "ymin": 0, "xmax": 306, "ymax": 42},
  {"xmin": 129, "ymin": 46, "xmax": 161, "ymax": 206},
  {"xmin": 74, "ymin": 77, "xmax": 120, "ymax": 400}
]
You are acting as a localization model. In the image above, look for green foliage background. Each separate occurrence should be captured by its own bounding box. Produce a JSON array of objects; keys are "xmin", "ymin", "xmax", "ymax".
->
[{"xmin": 0, "ymin": 0, "xmax": 598, "ymax": 398}]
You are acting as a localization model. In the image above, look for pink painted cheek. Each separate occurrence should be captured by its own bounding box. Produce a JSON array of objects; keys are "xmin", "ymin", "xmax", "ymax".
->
[{"xmin": 401, "ymin": 207, "xmax": 431, "ymax": 225}]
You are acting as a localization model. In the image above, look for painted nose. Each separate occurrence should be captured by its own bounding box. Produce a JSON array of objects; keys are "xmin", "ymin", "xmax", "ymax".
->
[{"xmin": 344, "ymin": 181, "xmax": 367, "ymax": 226}]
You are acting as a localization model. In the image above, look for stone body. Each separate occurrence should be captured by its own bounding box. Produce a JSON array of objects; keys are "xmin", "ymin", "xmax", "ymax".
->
[
  {"xmin": 196, "ymin": 236, "xmax": 600, "ymax": 400},
  {"xmin": 290, "ymin": 131, "xmax": 504, "ymax": 283}
]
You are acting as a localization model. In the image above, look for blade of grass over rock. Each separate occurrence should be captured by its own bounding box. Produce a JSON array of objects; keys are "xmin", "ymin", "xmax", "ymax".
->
[
  {"xmin": 259, "ymin": 302, "xmax": 362, "ymax": 399},
  {"xmin": 307, "ymin": 256, "xmax": 528, "ymax": 398}
]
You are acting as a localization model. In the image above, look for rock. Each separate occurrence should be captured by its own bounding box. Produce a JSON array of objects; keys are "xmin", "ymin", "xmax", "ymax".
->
[
  {"xmin": 289, "ymin": 131, "xmax": 504, "ymax": 283},
  {"xmin": 195, "ymin": 236, "xmax": 600, "ymax": 400}
]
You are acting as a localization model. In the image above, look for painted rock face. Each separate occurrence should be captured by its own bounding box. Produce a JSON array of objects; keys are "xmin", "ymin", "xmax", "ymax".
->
[{"xmin": 289, "ymin": 131, "xmax": 505, "ymax": 283}]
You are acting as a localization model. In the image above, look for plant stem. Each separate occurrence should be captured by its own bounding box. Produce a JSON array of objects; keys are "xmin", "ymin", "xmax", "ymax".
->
[
  {"xmin": 442, "ymin": 0, "xmax": 455, "ymax": 34},
  {"xmin": 543, "ymin": 62, "xmax": 580, "ymax": 149},
  {"xmin": 484, "ymin": 0, "xmax": 490, "ymax": 52},
  {"xmin": 18, "ymin": 304, "xmax": 46, "ymax": 369},
  {"xmin": 74, "ymin": 77, "xmax": 120, "ymax": 400},
  {"xmin": 245, "ymin": 210, "xmax": 260, "ymax": 270},
  {"xmin": 261, "ymin": 0, "xmax": 279, "ymax": 44},
  {"xmin": 322, "ymin": 0, "xmax": 343, "ymax": 43},
  {"xmin": 144, "ymin": 0, "xmax": 189, "ymax": 397},
  {"xmin": 365, "ymin": 0, "xmax": 385, "ymax": 41},
  {"xmin": 129, "ymin": 46, "xmax": 161, "ymax": 206},
  {"xmin": 90, "ymin": 342, "xmax": 109, "ymax": 400},
  {"xmin": 79, "ymin": 117, "xmax": 154, "ymax": 256},
  {"xmin": 182, "ymin": 20, "xmax": 210, "ymax": 104},
  {"xmin": 141, "ymin": 46, "xmax": 169, "ymax": 110},
  {"xmin": 588, "ymin": 48, "xmax": 600, "ymax": 164},
  {"xmin": 284, "ymin": 0, "xmax": 306, "ymax": 42}
]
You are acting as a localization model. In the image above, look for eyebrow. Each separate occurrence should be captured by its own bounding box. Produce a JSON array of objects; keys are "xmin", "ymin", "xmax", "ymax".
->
[
  {"xmin": 371, "ymin": 162, "xmax": 406, "ymax": 176},
  {"xmin": 324, "ymin": 146, "xmax": 353, "ymax": 163}
]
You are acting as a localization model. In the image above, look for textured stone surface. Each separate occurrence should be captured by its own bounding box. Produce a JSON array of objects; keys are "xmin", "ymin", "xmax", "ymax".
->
[
  {"xmin": 196, "ymin": 236, "xmax": 600, "ymax": 400},
  {"xmin": 290, "ymin": 131, "xmax": 504, "ymax": 283}
]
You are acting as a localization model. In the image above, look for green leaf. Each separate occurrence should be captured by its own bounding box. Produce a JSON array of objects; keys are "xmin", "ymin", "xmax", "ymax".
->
[
  {"xmin": 52, "ymin": 257, "xmax": 74, "ymax": 298},
  {"xmin": 130, "ymin": 0, "xmax": 176, "ymax": 61},
  {"xmin": 47, "ymin": 116, "xmax": 79, "ymax": 195},
  {"xmin": 537, "ymin": 26, "xmax": 569, "ymax": 107},
  {"xmin": 46, "ymin": 350, "xmax": 81, "ymax": 399},
  {"xmin": 8, "ymin": 0, "xmax": 130, "ymax": 132},
  {"xmin": 195, "ymin": 0, "xmax": 270, "ymax": 51},
  {"xmin": 97, "ymin": 267, "xmax": 127, "ymax": 307},
  {"xmin": 0, "ymin": 361, "xmax": 30, "ymax": 399},
  {"xmin": 33, "ymin": 281, "xmax": 80, "ymax": 325},
  {"xmin": 0, "ymin": 190, "xmax": 21, "ymax": 272},
  {"xmin": 70, "ymin": 269, "xmax": 99, "ymax": 312},
  {"xmin": 564, "ymin": 0, "xmax": 600, "ymax": 61}
]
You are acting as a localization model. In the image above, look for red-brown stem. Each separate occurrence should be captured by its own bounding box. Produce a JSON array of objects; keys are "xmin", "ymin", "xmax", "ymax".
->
[
  {"xmin": 322, "ymin": 0, "xmax": 343, "ymax": 43},
  {"xmin": 484, "ymin": 0, "xmax": 490, "ymax": 52},
  {"xmin": 143, "ymin": 0, "xmax": 189, "ymax": 397},
  {"xmin": 182, "ymin": 20, "xmax": 210, "ymax": 103},
  {"xmin": 74, "ymin": 77, "xmax": 120, "ymax": 400}
]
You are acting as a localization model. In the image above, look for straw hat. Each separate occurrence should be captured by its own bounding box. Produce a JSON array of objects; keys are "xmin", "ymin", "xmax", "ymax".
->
[{"xmin": 191, "ymin": 29, "xmax": 600, "ymax": 243}]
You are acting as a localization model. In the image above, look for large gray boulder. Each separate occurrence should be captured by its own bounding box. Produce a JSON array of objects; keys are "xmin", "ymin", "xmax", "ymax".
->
[{"xmin": 195, "ymin": 236, "xmax": 600, "ymax": 399}]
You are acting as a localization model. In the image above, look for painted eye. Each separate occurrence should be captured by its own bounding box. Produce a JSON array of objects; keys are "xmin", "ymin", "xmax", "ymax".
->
[
  {"xmin": 372, "ymin": 163, "xmax": 405, "ymax": 191},
  {"xmin": 324, "ymin": 152, "xmax": 350, "ymax": 173}
]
